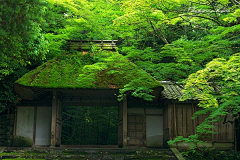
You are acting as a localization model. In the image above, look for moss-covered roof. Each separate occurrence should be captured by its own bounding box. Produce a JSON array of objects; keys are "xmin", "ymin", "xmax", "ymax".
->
[{"xmin": 16, "ymin": 51, "xmax": 162, "ymax": 90}]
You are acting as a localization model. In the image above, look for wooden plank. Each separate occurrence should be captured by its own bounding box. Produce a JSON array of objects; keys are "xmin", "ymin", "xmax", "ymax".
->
[
  {"xmin": 187, "ymin": 104, "xmax": 193, "ymax": 136},
  {"xmin": 0, "ymin": 147, "xmax": 6, "ymax": 154},
  {"xmin": 225, "ymin": 115, "xmax": 234, "ymax": 141},
  {"xmin": 122, "ymin": 98, "xmax": 127, "ymax": 147},
  {"xmin": 173, "ymin": 101, "xmax": 178, "ymax": 138},
  {"xmin": 170, "ymin": 148, "xmax": 185, "ymax": 160},
  {"xmin": 182, "ymin": 105, "xmax": 187, "ymax": 137},
  {"xmin": 168, "ymin": 102, "xmax": 173, "ymax": 139},
  {"xmin": 177, "ymin": 104, "xmax": 183, "ymax": 136},
  {"xmin": 213, "ymin": 115, "xmax": 234, "ymax": 142},
  {"xmin": 60, "ymin": 145, "xmax": 118, "ymax": 148},
  {"xmin": 51, "ymin": 91, "xmax": 57, "ymax": 147},
  {"xmin": 62, "ymin": 101, "xmax": 118, "ymax": 107},
  {"xmin": 229, "ymin": 115, "xmax": 234, "ymax": 141}
]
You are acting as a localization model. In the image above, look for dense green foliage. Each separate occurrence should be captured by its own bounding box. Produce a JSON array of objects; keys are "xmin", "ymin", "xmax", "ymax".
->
[
  {"xmin": 0, "ymin": 0, "xmax": 48, "ymax": 76},
  {"xmin": 181, "ymin": 148, "xmax": 240, "ymax": 160},
  {"xmin": 116, "ymin": 0, "xmax": 240, "ymax": 81},
  {"xmin": 0, "ymin": 0, "xmax": 49, "ymax": 111},
  {"xmin": 1, "ymin": 0, "xmax": 240, "ymax": 151},
  {"xmin": 168, "ymin": 53, "xmax": 240, "ymax": 148}
]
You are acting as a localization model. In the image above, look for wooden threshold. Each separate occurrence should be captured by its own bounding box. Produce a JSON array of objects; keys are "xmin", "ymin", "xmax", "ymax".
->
[{"xmin": 60, "ymin": 145, "xmax": 118, "ymax": 148}]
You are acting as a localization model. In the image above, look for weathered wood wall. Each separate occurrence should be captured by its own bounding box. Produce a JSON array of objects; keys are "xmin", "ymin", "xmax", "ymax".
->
[{"xmin": 163, "ymin": 100, "xmax": 234, "ymax": 143}]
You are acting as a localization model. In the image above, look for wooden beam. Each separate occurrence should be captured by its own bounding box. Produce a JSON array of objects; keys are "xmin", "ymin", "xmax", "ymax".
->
[
  {"xmin": 14, "ymin": 84, "xmax": 38, "ymax": 100},
  {"xmin": 61, "ymin": 101, "xmax": 118, "ymax": 107},
  {"xmin": 123, "ymin": 98, "xmax": 127, "ymax": 147},
  {"xmin": 171, "ymin": 148, "xmax": 185, "ymax": 160},
  {"xmin": 67, "ymin": 40, "xmax": 118, "ymax": 42},
  {"xmin": 51, "ymin": 91, "xmax": 57, "ymax": 147}
]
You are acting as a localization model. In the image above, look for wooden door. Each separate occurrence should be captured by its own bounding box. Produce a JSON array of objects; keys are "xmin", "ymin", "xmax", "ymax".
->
[
  {"xmin": 35, "ymin": 107, "xmax": 52, "ymax": 146},
  {"xmin": 146, "ymin": 115, "xmax": 163, "ymax": 147},
  {"xmin": 127, "ymin": 115, "xmax": 145, "ymax": 146}
]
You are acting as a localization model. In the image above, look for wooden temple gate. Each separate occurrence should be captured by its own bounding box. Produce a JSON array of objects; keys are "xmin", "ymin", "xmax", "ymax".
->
[{"xmin": 49, "ymin": 90, "xmax": 129, "ymax": 147}]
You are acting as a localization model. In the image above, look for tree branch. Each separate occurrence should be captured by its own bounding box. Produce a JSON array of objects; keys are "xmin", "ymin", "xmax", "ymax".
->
[{"xmin": 147, "ymin": 19, "xmax": 169, "ymax": 44}]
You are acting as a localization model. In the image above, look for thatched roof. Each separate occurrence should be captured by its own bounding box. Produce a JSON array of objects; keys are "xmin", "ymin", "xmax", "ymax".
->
[{"xmin": 15, "ymin": 51, "xmax": 162, "ymax": 90}]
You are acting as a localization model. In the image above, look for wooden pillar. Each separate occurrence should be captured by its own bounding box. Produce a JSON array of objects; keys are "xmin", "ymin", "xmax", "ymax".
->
[
  {"xmin": 51, "ymin": 91, "xmax": 57, "ymax": 147},
  {"xmin": 173, "ymin": 100, "xmax": 177, "ymax": 138},
  {"xmin": 123, "ymin": 98, "xmax": 128, "ymax": 147}
]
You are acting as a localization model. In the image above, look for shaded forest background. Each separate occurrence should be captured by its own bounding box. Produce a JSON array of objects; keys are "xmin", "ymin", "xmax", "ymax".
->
[
  {"xmin": 62, "ymin": 106, "xmax": 118, "ymax": 145},
  {"xmin": 0, "ymin": 0, "xmax": 240, "ymax": 146}
]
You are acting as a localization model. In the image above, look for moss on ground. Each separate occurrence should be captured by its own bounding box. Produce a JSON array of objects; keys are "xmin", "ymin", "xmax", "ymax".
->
[
  {"xmin": 0, "ymin": 152, "xmax": 17, "ymax": 156},
  {"xmin": 16, "ymin": 51, "xmax": 162, "ymax": 90},
  {"xmin": 0, "ymin": 149, "xmax": 177, "ymax": 160}
]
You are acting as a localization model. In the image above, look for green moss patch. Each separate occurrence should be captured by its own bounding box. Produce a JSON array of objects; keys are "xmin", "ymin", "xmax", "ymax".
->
[
  {"xmin": 0, "ymin": 152, "xmax": 17, "ymax": 156},
  {"xmin": 16, "ymin": 51, "xmax": 162, "ymax": 90}
]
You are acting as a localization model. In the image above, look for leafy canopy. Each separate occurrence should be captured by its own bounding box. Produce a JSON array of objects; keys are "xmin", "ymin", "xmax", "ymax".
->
[{"xmin": 0, "ymin": 0, "xmax": 48, "ymax": 77}]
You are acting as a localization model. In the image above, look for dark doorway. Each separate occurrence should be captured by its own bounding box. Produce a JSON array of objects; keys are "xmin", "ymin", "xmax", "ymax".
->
[{"xmin": 61, "ymin": 106, "xmax": 118, "ymax": 145}]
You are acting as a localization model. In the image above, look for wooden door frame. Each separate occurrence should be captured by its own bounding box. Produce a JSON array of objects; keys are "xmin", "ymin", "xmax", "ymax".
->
[{"xmin": 51, "ymin": 91, "xmax": 62, "ymax": 147}]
